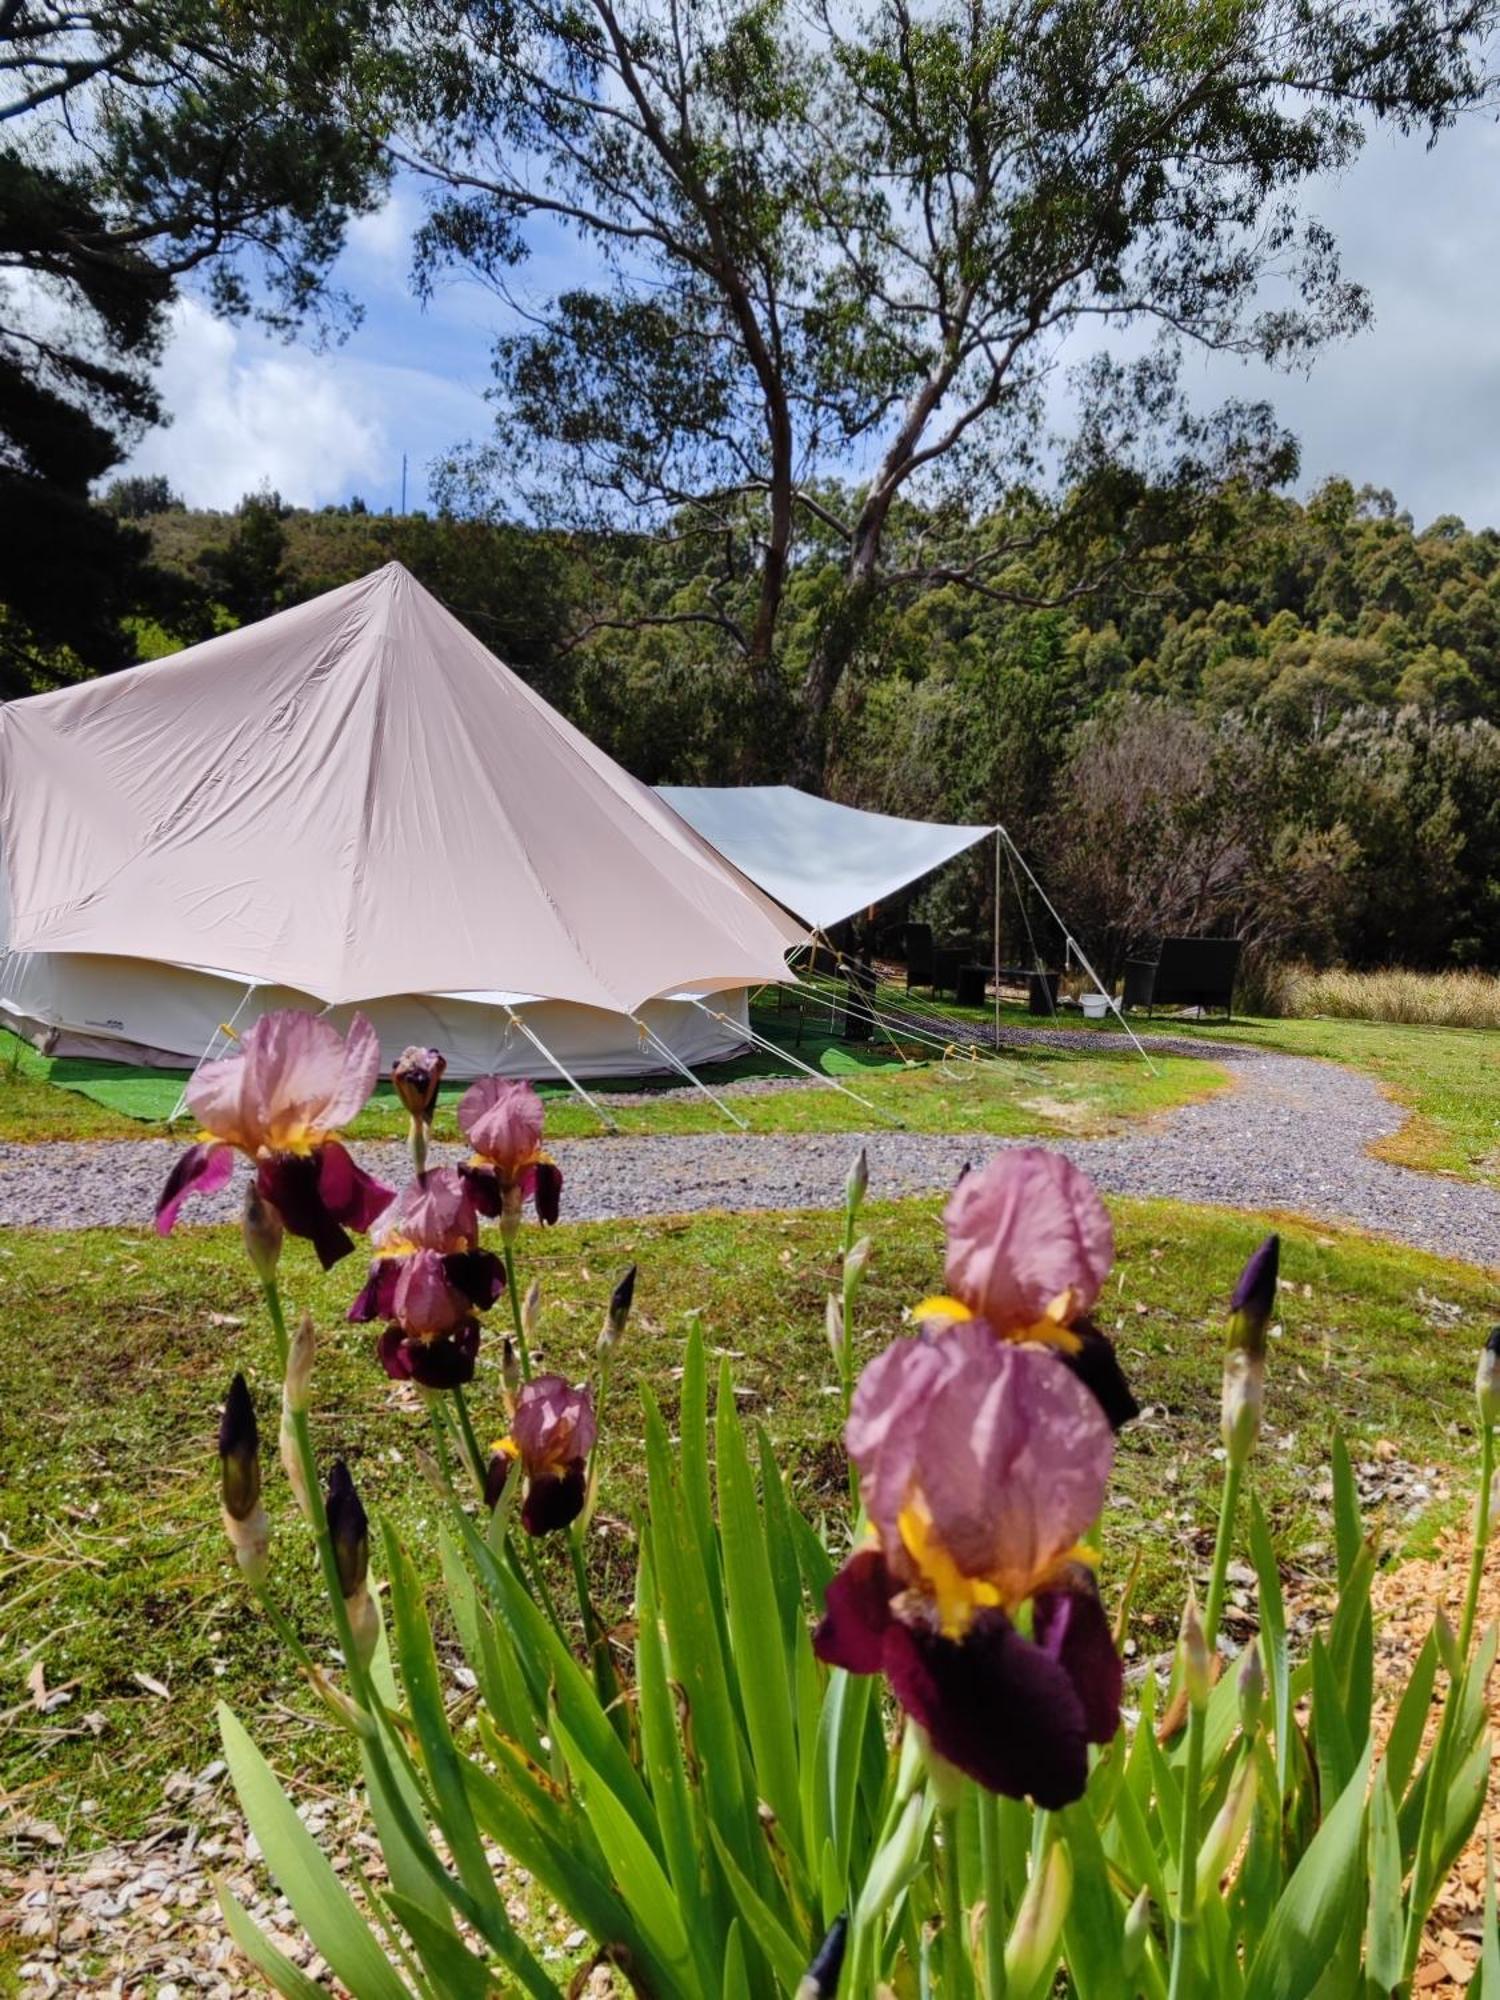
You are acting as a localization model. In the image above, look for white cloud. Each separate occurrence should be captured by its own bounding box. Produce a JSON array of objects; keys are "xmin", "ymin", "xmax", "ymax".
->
[{"xmin": 116, "ymin": 296, "xmax": 488, "ymax": 512}]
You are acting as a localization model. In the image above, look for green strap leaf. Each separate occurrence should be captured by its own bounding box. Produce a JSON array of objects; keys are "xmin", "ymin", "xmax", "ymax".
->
[
  {"xmin": 1365, "ymin": 1762, "xmax": 1404, "ymax": 1991},
  {"xmin": 1243, "ymin": 1737, "xmax": 1373, "ymax": 2000},
  {"xmin": 708, "ymin": 1821, "xmax": 813, "ymax": 1995},
  {"xmin": 385, "ymin": 1892, "xmax": 493, "ymax": 2000},
  {"xmin": 215, "ymin": 1880, "xmax": 330, "ymax": 2000},
  {"xmin": 553, "ymin": 1706, "xmax": 697, "ymax": 1995},
  {"xmin": 218, "ymin": 1703, "xmax": 412, "ymax": 2000},
  {"xmin": 716, "ymin": 1359, "xmax": 803, "ymax": 1845}
]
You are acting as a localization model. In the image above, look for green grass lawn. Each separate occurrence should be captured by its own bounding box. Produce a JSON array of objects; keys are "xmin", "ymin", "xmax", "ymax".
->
[
  {"xmin": 1, "ymin": 1194, "xmax": 1489, "ymax": 1848},
  {"xmin": 0, "ymin": 1019, "xmax": 1223, "ymax": 1144}
]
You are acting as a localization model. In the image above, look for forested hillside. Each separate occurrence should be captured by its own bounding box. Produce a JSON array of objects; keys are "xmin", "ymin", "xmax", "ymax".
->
[{"xmin": 27, "ymin": 472, "xmax": 1500, "ymax": 985}]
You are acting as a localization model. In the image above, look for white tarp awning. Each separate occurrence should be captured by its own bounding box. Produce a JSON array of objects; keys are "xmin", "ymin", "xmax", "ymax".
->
[{"xmin": 657, "ymin": 784, "xmax": 995, "ymax": 932}]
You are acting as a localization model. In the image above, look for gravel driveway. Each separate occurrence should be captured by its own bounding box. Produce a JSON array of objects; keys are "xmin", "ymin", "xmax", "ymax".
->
[{"xmin": 3, "ymin": 1043, "xmax": 1498, "ymax": 1267}]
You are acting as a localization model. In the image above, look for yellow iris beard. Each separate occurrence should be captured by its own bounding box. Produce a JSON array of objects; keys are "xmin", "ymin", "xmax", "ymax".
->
[
  {"xmin": 898, "ymin": 1501, "xmax": 1099, "ymax": 1640},
  {"xmin": 912, "ymin": 1293, "xmax": 1084, "ymax": 1356}
]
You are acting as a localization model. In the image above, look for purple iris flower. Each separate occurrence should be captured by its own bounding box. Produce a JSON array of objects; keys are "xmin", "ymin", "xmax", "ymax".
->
[
  {"xmin": 815, "ymin": 1326, "xmax": 1122, "ymax": 1807},
  {"xmin": 154, "ymin": 1010, "xmax": 393, "ymax": 1269}
]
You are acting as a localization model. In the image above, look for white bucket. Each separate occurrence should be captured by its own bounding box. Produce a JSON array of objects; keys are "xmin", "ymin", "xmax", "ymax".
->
[{"xmin": 1080, "ymin": 992, "xmax": 1109, "ymax": 1021}]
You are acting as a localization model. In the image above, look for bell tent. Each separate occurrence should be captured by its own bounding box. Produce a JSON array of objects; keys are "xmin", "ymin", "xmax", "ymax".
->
[{"xmin": 0, "ymin": 563, "xmax": 806, "ymax": 1080}]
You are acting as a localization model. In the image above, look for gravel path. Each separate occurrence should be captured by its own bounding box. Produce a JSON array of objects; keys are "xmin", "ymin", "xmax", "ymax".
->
[{"xmin": 3, "ymin": 1043, "xmax": 1498, "ymax": 1268}]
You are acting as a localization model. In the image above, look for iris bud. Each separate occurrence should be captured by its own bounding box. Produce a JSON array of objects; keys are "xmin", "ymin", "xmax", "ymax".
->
[
  {"xmin": 1238, "ymin": 1641, "xmax": 1265, "ymax": 1738},
  {"xmin": 1476, "ymin": 1328, "xmax": 1500, "ymax": 1428},
  {"xmin": 523, "ymin": 1277, "xmax": 542, "ymax": 1343},
  {"xmin": 826, "ymin": 1293, "xmax": 845, "ymax": 1363},
  {"xmin": 1223, "ymin": 1234, "xmax": 1278, "ymax": 1468},
  {"xmin": 326, "ymin": 1461, "xmax": 369, "ymax": 1599},
  {"xmin": 844, "ymin": 1235, "xmax": 872, "ymax": 1283},
  {"xmin": 326, "ymin": 1461, "xmax": 377, "ymax": 1667},
  {"xmin": 599, "ymin": 1264, "xmax": 636, "ymax": 1356},
  {"xmin": 845, "ymin": 1146, "xmax": 869, "ymax": 1216},
  {"xmin": 242, "ymin": 1183, "xmax": 284, "ymax": 1284},
  {"xmin": 1179, "ymin": 1589, "xmax": 1212, "ymax": 1712},
  {"xmin": 308, "ymin": 1664, "xmax": 376, "ymax": 1739},
  {"xmin": 1194, "ymin": 1757, "xmax": 1257, "ymax": 1905},
  {"xmin": 502, "ymin": 1337, "xmax": 521, "ymax": 1394},
  {"xmin": 1228, "ymin": 1235, "xmax": 1279, "ymax": 1358},
  {"xmin": 796, "ymin": 1914, "xmax": 848, "ymax": 1999},
  {"xmin": 1004, "ymin": 1838, "xmax": 1072, "ymax": 1994},
  {"xmin": 1121, "ymin": 1888, "xmax": 1151, "ymax": 1978},
  {"xmin": 392, "ymin": 1045, "xmax": 446, "ymax": 1124},
  {"xmin": 283, "ymin": 1311, "xmax": 315, "ymax": 1415},
  {"xmin": 220, "ymin": 1373, "xmax": 261, "ymax": 1522},
  {"xmin": 219, "ymin": 1373, "xmax": 270, "ymax": 1583}
]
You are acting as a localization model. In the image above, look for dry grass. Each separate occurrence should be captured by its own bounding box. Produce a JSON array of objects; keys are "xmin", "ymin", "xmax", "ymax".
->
[{"xmin": 1268, "ymin": 963, "xmax": 1500, "ymax": 1030}]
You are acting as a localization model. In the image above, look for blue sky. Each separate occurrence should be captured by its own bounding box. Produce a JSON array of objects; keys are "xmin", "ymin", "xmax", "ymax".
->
[{"xmin": 118, "ymin": 111, "xmax": 1500, "ymax": 530}]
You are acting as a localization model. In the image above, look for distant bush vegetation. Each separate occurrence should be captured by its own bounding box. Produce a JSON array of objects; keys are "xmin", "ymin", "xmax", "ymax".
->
[{"xmin": 1267, "ymin": 965, "xmax": 1500, "ymax": 1029}]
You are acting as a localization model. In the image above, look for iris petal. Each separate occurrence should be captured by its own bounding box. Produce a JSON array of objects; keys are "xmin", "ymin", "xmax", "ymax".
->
[
  {"xmin": 521, "ymin": 1460, "xmax": 586, "ymax": 1535},
  {"xmin": 533, "ymin": 1160, "xmax": 563, "ymax": 1225},
  {"xmin": 257, "ymin": 1153, "xmax": 355, "ymax": 1270},
  {"xmin": 444, "ymin": 1249, "xmax": 506, "ymax": 1310},
  {"xmin": 1063, "ymin": 1323, "xmax": 1140, "ymax": 1432},
  {"xmin": 460, "ymin": 1163, "xmax": 503, "ymax": 1218},
  {"xmin": 318, "ymin": 1141, "xmax": 395, "ymax": 1234},
  {"xmin": 376, "ymin": 1320, "xmax": 480, "ymax": 1388},
  {"xmin": 883, "ymin": 1608, "xmax": 1091, "ymax": 1808},
  {"xmin": 813, "ymin": 1549, "xmax": 896, "ymax": 1675},
  {"xmin": 348, "ymin": 1259, "xmax": 402, "ymax": 1324},
  {"xmin": 154, "ymin": 1141, "xmax": 234, "ymax": 1234},
  {"xmin": 1033, "ymin": 1574, "xmax": 1123, "ymax": 1747}
]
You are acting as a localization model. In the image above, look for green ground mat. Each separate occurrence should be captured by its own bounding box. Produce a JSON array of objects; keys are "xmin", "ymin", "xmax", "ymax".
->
[{"xmin": 1, "ymin": 1005, "xmax": 908, "ymax": 1127}]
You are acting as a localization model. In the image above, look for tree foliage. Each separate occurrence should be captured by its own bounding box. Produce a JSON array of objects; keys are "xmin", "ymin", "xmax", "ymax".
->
[
  {"xmin": 0, "ymin": 0, "xmax": 397, "ymax": 692},
  {"xmin": 409, "ymin": 0, "xmax": 1495, "ymax": 769}
]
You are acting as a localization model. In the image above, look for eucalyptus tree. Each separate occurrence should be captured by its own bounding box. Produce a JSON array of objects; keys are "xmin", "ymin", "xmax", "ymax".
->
[
  {"xmin": 0, "ymin": 0, "xmax": 396, "ymax": 688},
  {"xmin": 406, "ymin": 0, "xmax": 1495, "ymax": 775}
]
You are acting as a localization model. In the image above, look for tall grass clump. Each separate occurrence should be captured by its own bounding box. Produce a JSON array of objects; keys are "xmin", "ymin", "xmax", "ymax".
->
[{"xmin": 1279, "ymin": 963, "xmax": 1500, "ymax": 1028}]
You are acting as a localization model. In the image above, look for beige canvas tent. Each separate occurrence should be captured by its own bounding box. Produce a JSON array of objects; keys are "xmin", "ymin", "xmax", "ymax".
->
[{"xmin": 0, "ymin": 564, "xmax": 805, "ymax": 1079}]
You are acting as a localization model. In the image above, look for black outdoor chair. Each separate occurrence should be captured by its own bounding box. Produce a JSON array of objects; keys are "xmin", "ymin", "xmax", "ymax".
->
[
  {"xmin": 904, "ymin": 922, "xmax": 934, "ymax": 992},
  {"xmin": 1123, "ymin": 937, "xmax": 1241, "ymax": 1019}
]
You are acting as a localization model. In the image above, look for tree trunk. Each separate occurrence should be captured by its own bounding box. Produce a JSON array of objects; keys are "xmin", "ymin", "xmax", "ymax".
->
[{"xmin": 791, "ymin": 567, "xmax": 878, "ymax": 788}]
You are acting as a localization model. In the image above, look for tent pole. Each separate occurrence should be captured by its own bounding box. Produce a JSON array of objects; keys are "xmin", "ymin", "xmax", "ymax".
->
[
  {"xmin": 630, "ymin": 1013, "xmax": 751, "ymax": 1130},
  {"xmin": 995, "ymin": 828, "xmax": 1158, "ymax": 1076},
  {"xmin": 169, "ymin": 980, "xmax": 259, "ymax": 1122},
  {"xmin": 503, "ymin": 1006, "xmax": 620, "ymax": 1133},
  {"xmin": 993, "ymin": 829, "xmax": 1001, "ymax": 1046},
  {"xmin": 687, "ymin": 997, "xmax": 907, "ymax": 1129}
]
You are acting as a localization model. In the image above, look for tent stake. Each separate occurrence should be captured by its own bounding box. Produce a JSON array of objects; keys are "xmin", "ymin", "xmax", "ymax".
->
[
  {"xmin": 630, "ymin": 1014, "xmax": 750, "ymax": 1129},
  {"xmin": 688, "ymin": 997, "xmax": 906, "ymax": 1129},
  {"xmin": 503, "ymin": 1006, "xmax": 621, "ymax": 1132}
]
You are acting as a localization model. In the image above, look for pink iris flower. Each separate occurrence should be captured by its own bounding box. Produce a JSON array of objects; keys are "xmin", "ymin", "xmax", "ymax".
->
[
  {"xmin": 928, "ymin": 1150, "xmax": 1138, "ymax": 1431},
  {"xmin": 457, "ymin": 1077, "xmax": 563, "ymax": 1228},
  {"xmin": 815, "ymin": 1326, "xmax": 1122, "ymax": 1806},
  {"xmin": 155, "ymin": 1011, "xmax": 393, "ymax": 1268},
  {"xmin": 348, "ymin": 1168, "xmax": 506, "ymax": 1390},
  {"xmin": 490, "ymin": 1375, "xmax": 597, "ymax": 1535}
]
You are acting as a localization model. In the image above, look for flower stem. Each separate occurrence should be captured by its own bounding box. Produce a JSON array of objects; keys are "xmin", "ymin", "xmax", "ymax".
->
[
  {"xmin": 940, "ymin": 1807, "xmax": 974, "ymax": 1997},
  {"xmin": 1460, "ymin": 1421, "xmax": 1496, "ymax": 1656},
  {"xmin": 502, "ymin": 1241, "xmax": 532, "ymax": 1381},
  {"xmin": 254, "ymin": 1280, "xmax": 553, "ymax": 1995},
  {"xmin": 451, "ymin": 1384, "xmax": 489, "ymax": 1494},
  {"xmin": 978, "ymin": 1789, "xmax": 1007, "ymax": 1998},
  {"xmin": 1168, "ymin": 1452, "xmax": 1244, "ymax": 2000}
]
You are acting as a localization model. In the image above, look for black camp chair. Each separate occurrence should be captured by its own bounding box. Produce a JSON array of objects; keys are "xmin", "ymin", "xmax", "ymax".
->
[
  {"xmin": 1123, "ymin": 937, "xmax": 1241, "ymax": 1019},
  {"xmin": 904, "ymin": 923, "xmax": 934, "ymax": 992}
]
